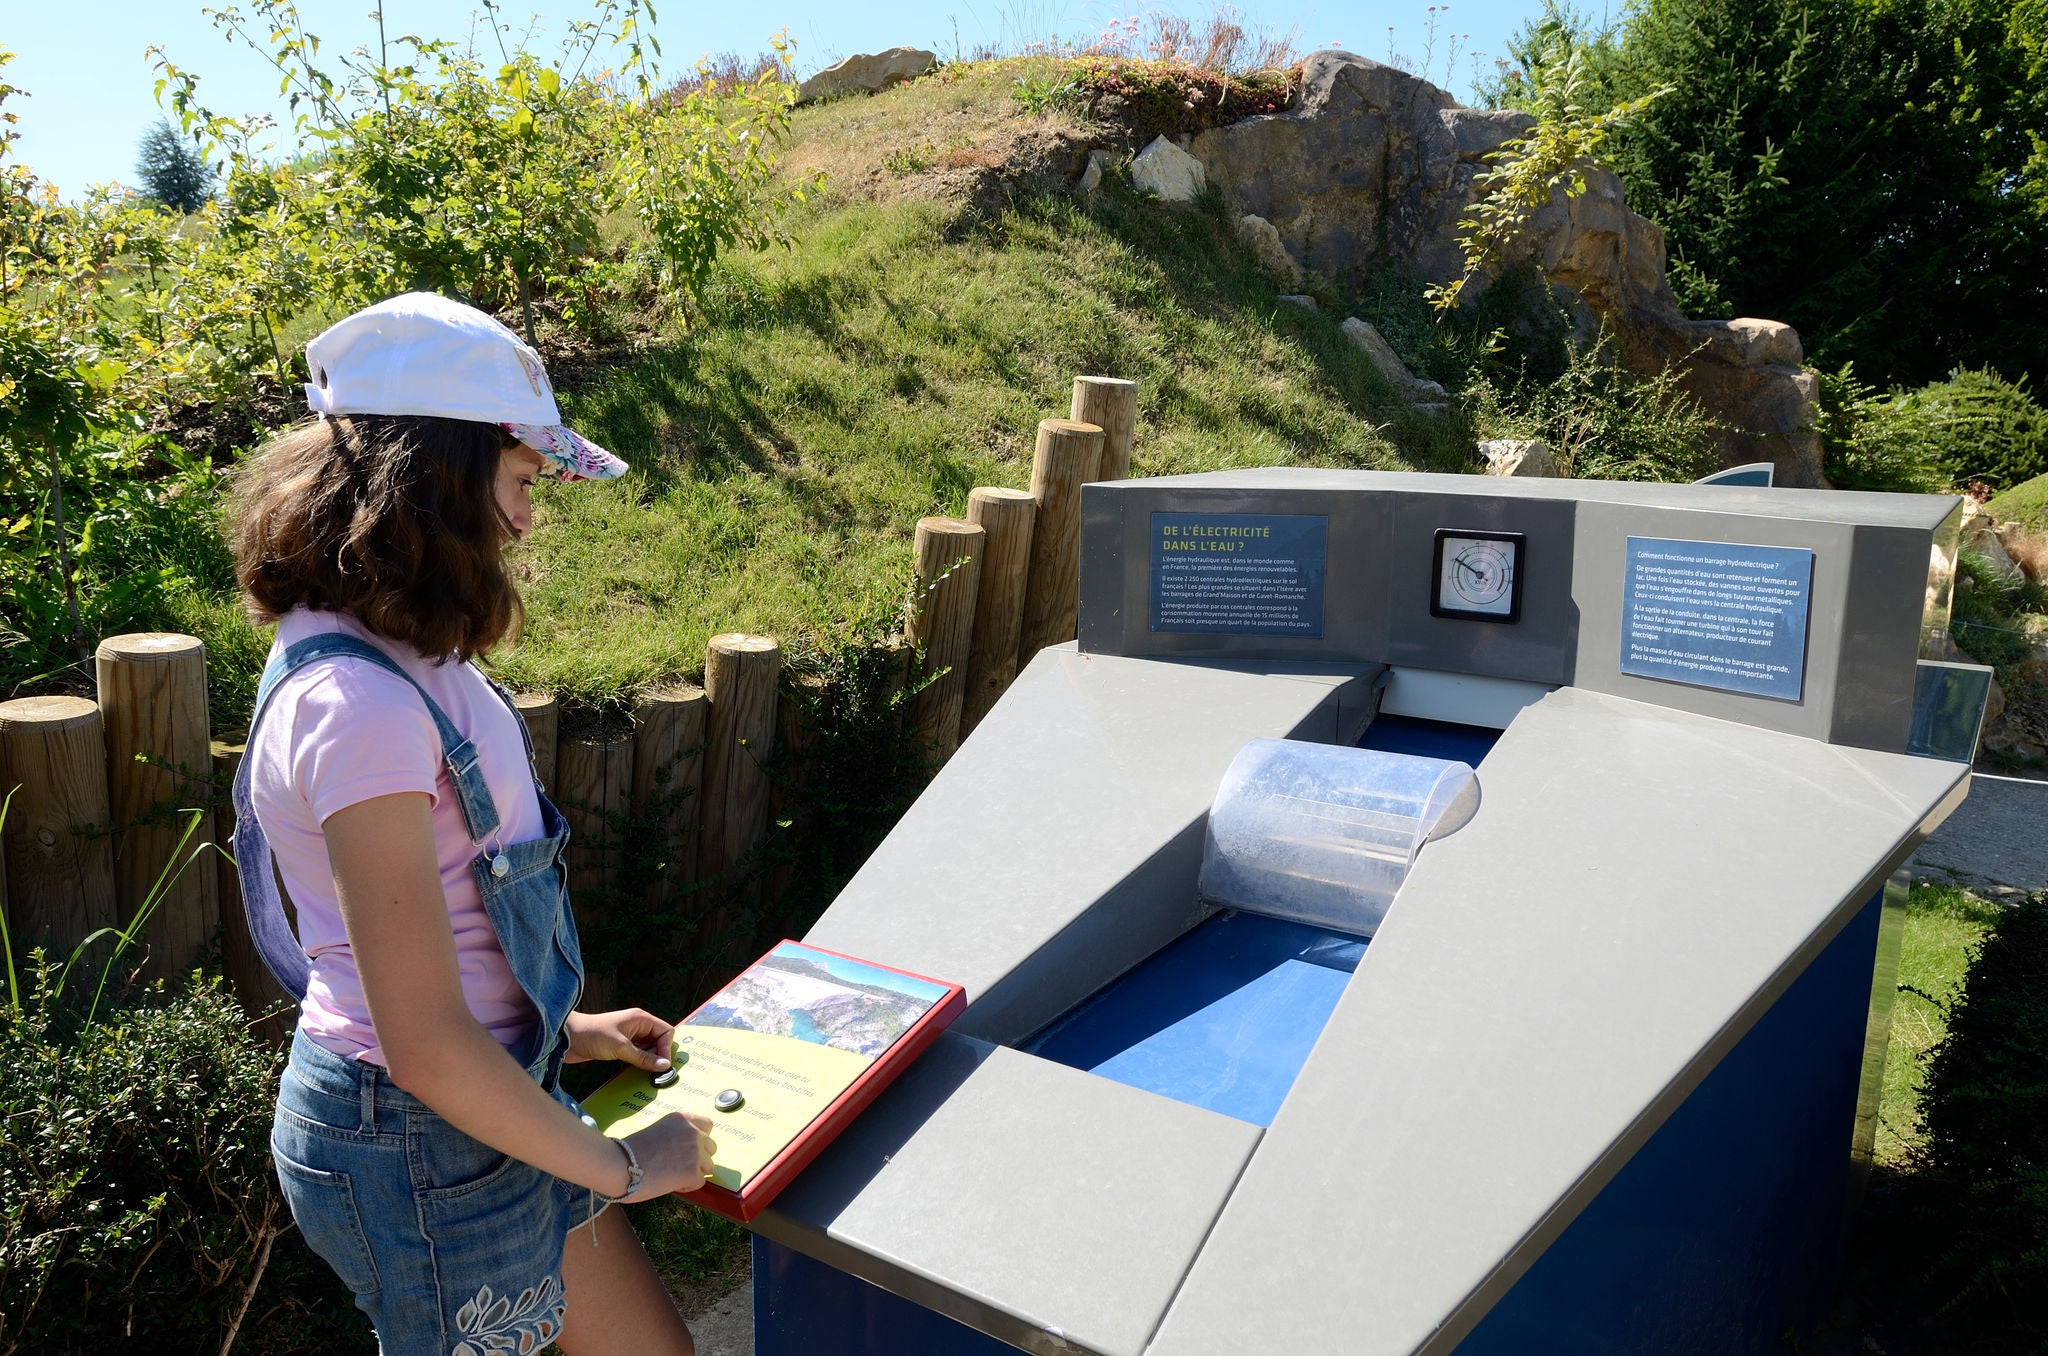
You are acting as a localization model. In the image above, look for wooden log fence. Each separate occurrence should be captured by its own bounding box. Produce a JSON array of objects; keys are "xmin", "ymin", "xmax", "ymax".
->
[
  {"xmin": 0, "ymin": 372, "xmax": 1137, "ymax": 1024},
  {"xmin": 904, "ymin": 515, "xmax": 986, "ymax": 759},
  {"xmin": 1018, "ymin": 417, "xmax": 1106, "ymax": 663},
  {"xmin": 557, "ymin": 726, "xmax": 634, "ymax": 1009},
  {"xmin": 97, "ymin": 634, "xmax": 219, "ymax": 984},
  {"xmin": 511, "ymin": 691, "xmax": 560, "ymax": 797},
  {"xmin": 0, "ymin": 696, "xmax": 118, "ymax": 963},
  {"xmin": 961, "ymin": 487, "xmax": 1037, "ymax": 739}
]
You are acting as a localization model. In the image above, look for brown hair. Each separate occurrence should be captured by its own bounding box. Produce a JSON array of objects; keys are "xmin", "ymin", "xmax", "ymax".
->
[{"xmin": 231, "ymin": 414, "xmax": 523, "ymax": 661}]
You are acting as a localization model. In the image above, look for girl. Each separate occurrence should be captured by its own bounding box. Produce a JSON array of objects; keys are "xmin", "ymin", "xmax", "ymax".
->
[{"xmin": 229, "ymin": 292, "xmax": 715, "ymax": 1355}]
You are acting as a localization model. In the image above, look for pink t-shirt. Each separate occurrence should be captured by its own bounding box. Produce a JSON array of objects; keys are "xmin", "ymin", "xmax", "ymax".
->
[{"xmin": 248, "ymin": 610, "xmax": 543, "ymax": 1064}]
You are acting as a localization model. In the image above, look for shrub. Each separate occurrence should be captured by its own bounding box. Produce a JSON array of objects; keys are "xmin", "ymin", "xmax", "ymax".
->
[
  {"xmin": 1073, "ymin": 59, "xmax": 1295, "ymax": 140},
  {"xmin": 1462, "ymin": 331, "xmax": 1721, "ymax": 482},
  {"xmin": 1913, "ymin": 893, "xmax": 2048, "ymax": 1349},
  {"xmin": 0, "ymin": 959, "xmax": 357, "ymax": 1354},
  {"xmin": 1816, "ymin": 365, "xmax": 1954, "ymax": 494},
  {"xmin": 1821, "ymin": 366, "xmax": 2046, "ymax": 494}
]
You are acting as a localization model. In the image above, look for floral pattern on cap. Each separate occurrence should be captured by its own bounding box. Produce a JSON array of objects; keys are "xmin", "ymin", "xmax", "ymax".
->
[{"xmin": 500, "ymin": 422, "xmax": 629, "ymax": 482}]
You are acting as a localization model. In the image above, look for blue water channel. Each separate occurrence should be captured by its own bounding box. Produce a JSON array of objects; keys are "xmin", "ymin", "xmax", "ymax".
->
[{"xmin": 1023, "ymin": 714, "xmax": 1501, "ymax": 1127}]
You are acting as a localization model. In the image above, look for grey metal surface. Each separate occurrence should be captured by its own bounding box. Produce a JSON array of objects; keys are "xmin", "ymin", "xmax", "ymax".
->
[
  {"xmin": 755, "ymin": 1033, "xmax": 1263, "ymax": 1356},
  {"xmin": 1566, "ymin": 499, "xmax": 1864, "ymax": 743},
  {"xmin": 802, "ymin": 645, "xmax": 1378, "ymax": 1044},
  {"xmin": 1080, "ymin": 482, "xmax": 1394, "ymax": 664},
  {"xmin": 1381, "ymin": 490, "xmax": 1578, "ymax": 684},
  {"xmin": 1146, "ymin": 686, "xmax": 1967, "ymax": 1356},
  {"xmin": 1079, "ymin": 470, "xmax": 1959, "ymax": 754}
]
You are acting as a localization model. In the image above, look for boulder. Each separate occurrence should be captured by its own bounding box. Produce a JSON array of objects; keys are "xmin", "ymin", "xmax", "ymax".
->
[
  {"xmin": 1341, "ymin": 317, "xmax": 1448, "ymax": 407},
  {"xmin": 1481, "ymin": 438, "xmax": 1563, "ymax": 478},
  {"xmin": 1961, "ymin": 501, "xmax": 2026, "ymax": 582},
  {"xmin": 1076, "ymin": 149, "xmax": 1111, "ymax": 194},
  {"xmin": 1132, "ymin": 135, "xmax": 1205, "ymax": 202},
  {"xmin": 797, "ymin": 48, "xmax": 936, "ymax": 105},
  {"xmin": 1190, "ymin": 50, "xmax": 1828, "ymax": 485},
  {"xmin": 1236, "ymin": 213, "xmax": 1303, "ymax": 285},
  {"xmin": 1277, "ymin": 294, "xmax": 1318, "ymax": 311},
  {"xmin": 1981, "ymin": 657, "xmax": 2048, "ymax": 762}
]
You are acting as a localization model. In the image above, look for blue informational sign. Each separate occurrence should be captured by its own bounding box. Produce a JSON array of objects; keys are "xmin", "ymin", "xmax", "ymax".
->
[
  {"xmin": 1620, "ymin": 537, "xmax": 1814, "ymax": 701},
  {"xmin": 1149, "ymin": 512, "xmax": 1328, "ymax": 636}
]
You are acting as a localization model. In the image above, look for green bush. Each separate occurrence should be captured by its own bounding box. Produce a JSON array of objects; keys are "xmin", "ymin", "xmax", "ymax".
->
[
  {"xmin": 0, "ymin": 960, "xmax": 356, "ymax": 1354},
  {"xmin": 1822, "ymin": 366, "xmax": 2048, "ymax": 494},
  {"xmin": 1913, "ymin": 893, "xmax": 2048, "ymax": 1350},
  {"xmin": 1462, "ymin": 332, "xmax": 1721, "ymax": 482},
  {"xmin": 1816, "ymin": 365, "xmax": 1954, "ymax": 494}
]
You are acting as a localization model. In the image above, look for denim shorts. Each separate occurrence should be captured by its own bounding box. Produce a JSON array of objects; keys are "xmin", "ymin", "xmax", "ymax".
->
[{"xmin": 271, "ymin": 1030, "xmax": 605, "ymax": 1355}]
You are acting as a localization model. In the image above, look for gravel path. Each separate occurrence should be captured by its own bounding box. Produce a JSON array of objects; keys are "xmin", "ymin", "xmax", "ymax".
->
[
  {"xmin": 1910, "ymin": 771, "xmax": 2048, "ymax": 895},
  {"xmin": 686, "ymin": 1276, "xmax": 754, "ymax": 1356}
]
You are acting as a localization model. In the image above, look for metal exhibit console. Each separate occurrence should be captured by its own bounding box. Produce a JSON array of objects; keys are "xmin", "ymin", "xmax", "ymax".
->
[{"xmin": 748, "ymin": 470, "xmax": 1981, "ymax": 1355}]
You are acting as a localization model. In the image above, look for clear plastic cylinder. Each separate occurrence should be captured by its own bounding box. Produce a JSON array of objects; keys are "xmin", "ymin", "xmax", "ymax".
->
[{"xmin": 1199, "ymin": 738, "xmax": 1478, "ymax": 938}]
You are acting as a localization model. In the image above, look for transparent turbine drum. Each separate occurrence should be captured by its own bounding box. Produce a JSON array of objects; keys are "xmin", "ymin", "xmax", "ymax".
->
[{"xmin": 1200, "ymin": 738, "xmax": 1479, "ymax": 937}]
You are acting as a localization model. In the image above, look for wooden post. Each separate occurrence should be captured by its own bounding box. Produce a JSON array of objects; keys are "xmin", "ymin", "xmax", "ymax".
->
[
  {"xmin": 96, "ymin": 633, "xmax": 218, "ymax": 983},
  {"xmin": 633, "ymin": 684, "xmax": 707, "ymax": 911},
  {"xmin": 1071, "ymin": 376, "xmax": 1138, "ymax": 481},
  {"xmin": 512, "ymin": 692, "xmax": 559, "ymax": 799},
  {"xmin": 211, "ymin": 739, "xmax": 294, "ymax": 1045},
  {"xmin": 876, "ymin": 634, "xmax": 912, "ymax": 733},
  {"xmin": 558, "ymin": 728, "xmax": 633, "ymax": 1010},
  {"xmin": 1018, "ymin": 419, "xmax": 1104, "ymax": 665},
  {"xmin": 697, "ymin": 635, "xmax": 780, "ymax": 956},
  {"xmin": 761, "ymin": 671, "xmax": 830, "ymax": 936},
  {"xmin": 903, "ymin": 515, "xmax": 986, "ymax": 760},
  {"xmin": 961, "ymin": 487, "xmax": 1038, "ymax": 738},
  {"xmin": 0, "ymin": 696, "xmax": 118, "ymax": 962}
]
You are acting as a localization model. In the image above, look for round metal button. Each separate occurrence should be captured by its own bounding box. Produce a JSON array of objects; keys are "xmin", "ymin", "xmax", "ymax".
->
[
  {"xmin": 652, "ymin": 1066, "xmax": 679, "ymax": 1088},
  {"xmin": 714, "ymin": 1088, "xmax": 745, "ymax": 1113},
  {"xmin": 490, "ymin": 852, "xmax": 511, "ymax": 878}
]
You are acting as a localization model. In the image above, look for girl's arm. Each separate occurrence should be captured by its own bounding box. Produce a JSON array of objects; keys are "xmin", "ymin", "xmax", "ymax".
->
[{"xmin": 323, "ymin": 791, "xmax": 713, "ymax": 1200}]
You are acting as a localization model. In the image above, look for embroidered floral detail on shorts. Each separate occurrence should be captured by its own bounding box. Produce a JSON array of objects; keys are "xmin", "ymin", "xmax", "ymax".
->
[{"xmin": 452, "ymin": 1276, "xmax": 565, "ymax": 1355}]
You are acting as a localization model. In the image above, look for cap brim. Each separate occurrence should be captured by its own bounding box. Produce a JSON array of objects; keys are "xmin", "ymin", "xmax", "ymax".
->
[{"xmin": 501, "ymin": 422, "xmax": 630, "ymax": 482}]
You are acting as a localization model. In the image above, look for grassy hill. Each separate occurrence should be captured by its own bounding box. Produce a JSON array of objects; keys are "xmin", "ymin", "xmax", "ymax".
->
[{"xmin": 426, "ymin": 66, "xmax": 1473, "ymax": 707}]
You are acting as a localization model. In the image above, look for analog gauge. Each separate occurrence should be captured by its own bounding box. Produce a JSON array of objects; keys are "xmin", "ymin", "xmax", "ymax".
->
[{"xmin": 1431, "ymin": 530, "xmax": 1525, "ymax": 622}]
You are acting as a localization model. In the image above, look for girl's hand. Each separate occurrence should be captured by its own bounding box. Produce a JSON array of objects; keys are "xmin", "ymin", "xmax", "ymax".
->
[
  {"xmin": 565, "ymin": 1008, "xmax": 674, "ymax": 1073},
  {"xmin": 623, "ymin": 1111, "xmax": 720, "ymax": 1199}
]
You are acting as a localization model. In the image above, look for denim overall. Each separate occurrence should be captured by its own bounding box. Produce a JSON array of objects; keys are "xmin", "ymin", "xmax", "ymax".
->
[{"xmin": 234, "ymin": 632, "xmax": 595, "ymax": 1356}]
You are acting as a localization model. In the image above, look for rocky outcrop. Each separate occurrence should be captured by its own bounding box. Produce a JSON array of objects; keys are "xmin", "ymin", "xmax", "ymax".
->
[
  {"xmin": 1481, "ymin": 439, "xmax": 1562, "ymax": 477},
  {"xmin": 1189, "ymin": 51, "xmax": 1827, "ymax": 485},
  {"xmin": 1341, "ymin": 317, "xmax": 1447, "ymax": 413},
  {"xmin": 1132, "ymin": 135, "xmax": 1205, "ymax": 202},
  {"xmin": 797, "ymin": 48, "xmax": 936, "ymax": 105},
  {"xmin": 1235, "ymin": 214, "xmax": 1301, "ymax": 285}
]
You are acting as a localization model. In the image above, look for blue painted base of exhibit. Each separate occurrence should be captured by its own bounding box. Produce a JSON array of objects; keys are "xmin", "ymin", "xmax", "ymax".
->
[
  {"xmin": 754, "ymin": 1234, "xmax": 1017, "ymax": 1356},
  {"xmin": 1455, "ymin": 886, "xmax": 1885, "ymax": 1355},
  {"xmin": 1023, "ymin": 911, "xmax": 1364, "ymax": 1127}
]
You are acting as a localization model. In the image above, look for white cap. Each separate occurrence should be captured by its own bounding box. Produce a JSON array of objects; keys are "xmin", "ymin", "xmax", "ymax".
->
[{"xmin": 302, "ymin": 292, "xmax": 627, "ymax": 481}]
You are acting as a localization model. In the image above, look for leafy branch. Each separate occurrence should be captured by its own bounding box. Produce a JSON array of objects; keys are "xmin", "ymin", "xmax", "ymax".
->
[{"xmin": 1427, "ymin": 26, "xmax": 1667, "ymax": 313}]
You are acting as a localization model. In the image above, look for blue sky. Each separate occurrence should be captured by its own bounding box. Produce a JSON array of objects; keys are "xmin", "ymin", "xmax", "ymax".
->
[{"xmin": 5, "ymin": 1, "xmax": 1554, "ymax": 196}]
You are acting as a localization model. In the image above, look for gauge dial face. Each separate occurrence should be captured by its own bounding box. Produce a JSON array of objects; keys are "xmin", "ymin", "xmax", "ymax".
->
[{"xmin": 1432, "ymin": 530, "xmax": 1524, "ymax": 622}]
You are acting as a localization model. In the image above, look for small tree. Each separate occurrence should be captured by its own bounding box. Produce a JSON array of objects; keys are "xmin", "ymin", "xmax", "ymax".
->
[{"xmin": 134, "ymin": 117, "xmax": 211, "ymax": 213}]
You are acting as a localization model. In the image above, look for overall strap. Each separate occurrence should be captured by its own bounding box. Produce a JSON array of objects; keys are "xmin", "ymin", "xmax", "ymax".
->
[{"xmin": 232, "ymin": 631, "xmax": 505, "ymax": 1000}]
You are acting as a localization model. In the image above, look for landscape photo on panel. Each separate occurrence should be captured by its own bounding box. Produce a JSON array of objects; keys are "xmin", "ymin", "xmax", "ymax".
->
[{"xmin": 688, "ymin": 943, "xmax": 949, "ymax": 1058}]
